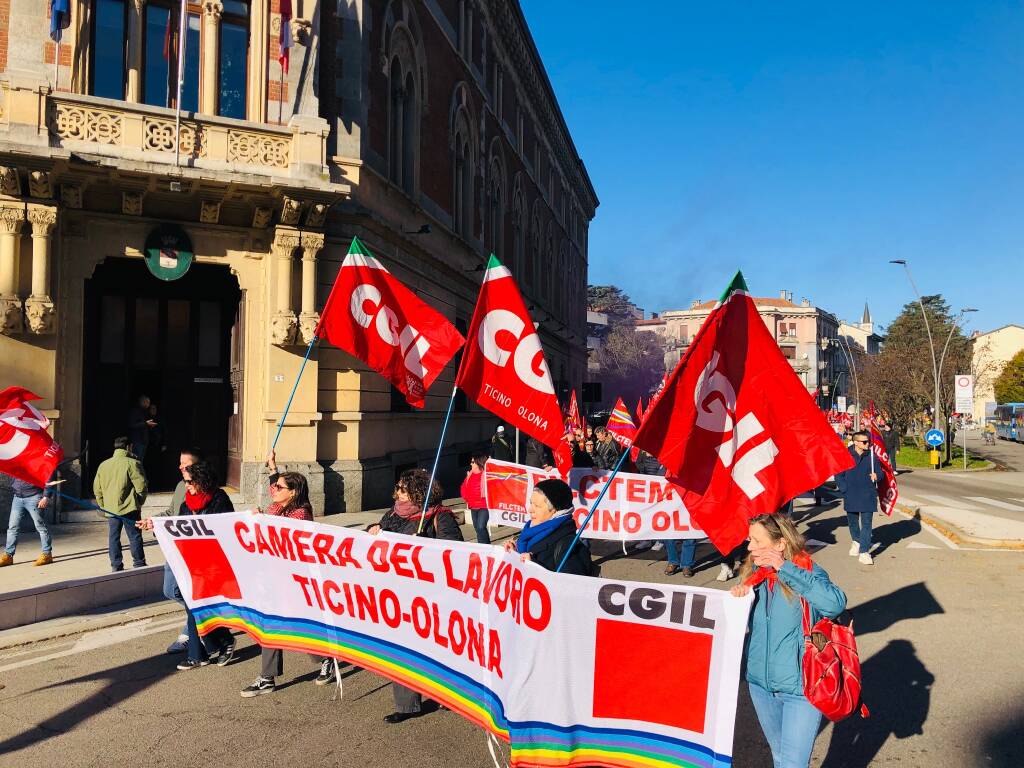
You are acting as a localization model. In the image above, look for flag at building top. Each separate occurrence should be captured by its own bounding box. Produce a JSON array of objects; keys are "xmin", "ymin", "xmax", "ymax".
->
[
  {"xmin": 50, "ymin": 0, "xmax": 71, "ymax": 43},
  {"xmin": 633, "ymin": 270, "xmax": 854, "ymax": 553},
  {"xmin": 607, "ymin": 397, "xmax": 640, "ymax": 462},
  {"xmin": 315, "ymin": 237, "xmax": 465, "ymax": 409},
  {"xmin": 456, "ymin": 255, "xmax": 565, "ymax": 448},
  {"xmin": 279, "ymin": 0, "xmax": 293, "ymax": 74}
]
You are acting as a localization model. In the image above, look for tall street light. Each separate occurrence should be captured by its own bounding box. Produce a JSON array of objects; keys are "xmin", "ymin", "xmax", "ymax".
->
[{"xmin": 890, "ymin": 260, "xmax": 941, "ymax": 428}]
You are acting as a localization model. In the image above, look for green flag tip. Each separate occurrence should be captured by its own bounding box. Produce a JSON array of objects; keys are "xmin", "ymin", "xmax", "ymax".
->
[
  {"xmin": 348, "ymin": 236, "xmax": 371, "ymax": 255},
  {"xmin": 485, "ymin": 254, "xmax": 502, "ymax": 269},
  {"xmin": 718, "ymin": 270, "xmax": 749, "ymax": 302}
]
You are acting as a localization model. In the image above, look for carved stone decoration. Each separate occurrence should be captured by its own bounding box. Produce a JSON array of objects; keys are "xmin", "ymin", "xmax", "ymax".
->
[
  {"xmin": 122, "ymin": 191, "xmax": 144, "ymax": 216},
  {"xmin": 0, "ymin": 203, "xmax": 25, "ymax": 233},
  {"xmin": 298, "ymin": 312, "xmax": 320, "ymax": 345},
  {"xmin": 280, "ymin": 197, "xmax": 303, "ymax": 226},
  {"xmin": 0, "ymin": 167, "xmax": 19, "ymax": 197},
  {"xmin": 305, "ymin": 202, "xmax": 328, "ymax": 228},
  {"xmin": 300, "ymin": 231, "xmax": 325, "ymax": 253},
  {"xmin": 24, "ymin": 296, "xmax": 56, "ymax": 334},
  {"xmin": 270, "ymin": 311, "xmax": 298, "ymax": 346},
  {"xmin": 27, "ymin": 205, "xmax": 57, "ymax": 234},
  {"xmin": 28, "ymin": 171, "xmax": 52, "ymax": 199},
  {"xmin": 200, "ymin": 200, "xmax": 221, "ymax": 224},
  {"xmin": 252, "ymin": 207, "xmax": 273, "ymax": 229},
  {"xmin": 0, "ymin": 297, "xmax": 23, "ymax": 335},
  {"xmin": 202, "ymin": 0, "xmax": 223, "ymax": 20},
  {"xmin": 292, "ymin": 17, "xmax": 312, "ymax": 44},
  {"xmin": 61, "ymin": 184, "xmax": 83, "ymax": 209}
]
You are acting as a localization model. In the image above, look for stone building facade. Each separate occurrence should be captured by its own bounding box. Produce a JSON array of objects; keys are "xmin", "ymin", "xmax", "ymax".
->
[{"xmin": 0, "ymin": 0, "xmax": 596, "ymax": 519}]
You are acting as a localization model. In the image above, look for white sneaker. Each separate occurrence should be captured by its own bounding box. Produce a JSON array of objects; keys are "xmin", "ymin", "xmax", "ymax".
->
[
  {"xmin": 849, "ymin": 542, "xmax": 860, "ymax": 556},
  {"xmin": 858, "ymin": 553, "xmax": 873, "ymax": 565},
  {"xmin": 716, "ymin": 563, "xmax": 734, "ymax": 582},
  {"xmin": 650, "ymin": 542, "xmax": 664, "ymax": 551}
]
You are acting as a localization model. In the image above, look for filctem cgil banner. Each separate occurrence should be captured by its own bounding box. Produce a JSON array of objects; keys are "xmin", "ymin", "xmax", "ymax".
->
[
  {"xmin": 484, "ymin": 459, "xmax": 707, "ymax": 540},
  {"xmin": 156, "ymin": 513, "xmax": 751, "ymax": 768}
]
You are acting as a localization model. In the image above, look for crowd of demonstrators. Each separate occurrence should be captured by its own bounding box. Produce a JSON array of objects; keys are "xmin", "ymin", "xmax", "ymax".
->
[
  {"xmin": 505, "ymin": 479, "xmax": 595, "ymax": 576},
  {"xmin": 460, "ymin": 452, "xmax": 490, "ymax": 544},
  {"xmin": 731, "ymin": 513, "xmax": 847, "ymax": 768},
  {"xmin": 1, "ymin": 470, "xmax": 56, "ymax": 568},
  {"xmin": 368, "ymin": 469, "xmax": 464, "ymax": 723},
  {"xmin": 836, "ymin": 430, "xmax": 879, "ymax": 565},
  {"xmin": 94, "ymin": 436, "xmax": 149, "ymax": 572}
]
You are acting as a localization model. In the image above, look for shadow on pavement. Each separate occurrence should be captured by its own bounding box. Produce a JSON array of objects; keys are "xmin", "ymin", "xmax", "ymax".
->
[
  {"xmin": 979, "ymin": 697, "xmax": 1024, "ymax": 767},
  {"xmin": 849, "ymin": 582, "xmax": 944, "ymax": 637},
  {"xmin": 870, "ymin": 516, "xmax": 922, "ymax": 557},
  {"xmin": 821, "ymin": 639, "xmax": 934, "ymax": 767}
]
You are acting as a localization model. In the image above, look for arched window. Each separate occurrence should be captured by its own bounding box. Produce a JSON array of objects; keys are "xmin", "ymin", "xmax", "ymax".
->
[
  {"xmin": 511, "ymin": 179, "xmax": 524, "ymax": 279},
  {"xmin": 451, "ymin": 86, "xmax": 476, "ymax": 241},
  {"xmin": 383, "ymin": 3, "xmax": 425, "ymax": 197},
  {"xmin": 528, "ymin": 205, "xmax": 541, "ymax": 289},
  {"xmin": 486, "ymin": 151, "xmax": 505, "ymax": 259}
]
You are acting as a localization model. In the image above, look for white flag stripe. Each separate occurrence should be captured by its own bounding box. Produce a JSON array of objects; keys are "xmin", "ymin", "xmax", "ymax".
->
[
  {"xmin": 964, "ymin": 497, "xmax": 1024, "ymax": 512},
  {"xmin": 918, "ymin": 494, "xmax": 979, "ymax": 510},
  {"xmin": 344, "ymin": 252, "xmax": 387, "ymax": 271}
]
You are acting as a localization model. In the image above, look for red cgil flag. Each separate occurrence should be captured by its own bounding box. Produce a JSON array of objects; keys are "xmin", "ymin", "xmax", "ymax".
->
[
  {"xmin": 633, "ymin": 272, "xmax": 854, "ymax": 553},
  {"xmin": 457, "ymin": 255, "xmax": 565, "ymax": 449},
  {"xmin": 566, "ymin": 389, "xmax": 582, "ymax": 433},
  {"xmin": 867, "ymin": 420, "xmax": 898, "ymax": 516},
  {"xmin": 636, "ymin": 398, "xmax": 645, "ymax": 425},
  {"xmin": 0, "ymin": 387, "xmax": 64, "ymax": 488},
  {"xmin": 316, "ymin": 237, "xmax": 465, "ymax": 408}
]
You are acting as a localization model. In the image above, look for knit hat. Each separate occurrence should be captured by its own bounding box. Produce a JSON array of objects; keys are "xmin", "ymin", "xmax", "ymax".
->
[
  {"xmin": 496, "ymin": 426, "xmax": 505, "ymax": 433},
  {"xmin": 534, "ymin": 479, "xmax": 574, "ymax": 512}
]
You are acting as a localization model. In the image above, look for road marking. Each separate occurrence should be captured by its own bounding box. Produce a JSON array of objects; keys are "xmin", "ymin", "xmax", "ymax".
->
[
  {"xmin": 0, "ymin": 616, "xmax": 182, "ymax": 674},
  {"xmin": 906, "ymin": 542, "xmax": 940, "ymax": 549},
  {"xmin": 964, "ymin": 497, "xmax": 1024, "ymax": 512},
  {"xmin": 918, "ymin": 494, "xmax": 979, "ymax": 509}
]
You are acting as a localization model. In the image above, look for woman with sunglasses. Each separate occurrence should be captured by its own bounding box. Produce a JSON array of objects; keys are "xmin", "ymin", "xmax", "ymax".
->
[
  {"xmin": 239, "ymin": 453, "xmax": 336, "ymax": 697},
  {"xmin": 368, "ymin": 468, "xmax": 463, "ymax": 723},
  {"xmin": 174, "ymin": 461, "xmax": 237, "ymax": 671}
]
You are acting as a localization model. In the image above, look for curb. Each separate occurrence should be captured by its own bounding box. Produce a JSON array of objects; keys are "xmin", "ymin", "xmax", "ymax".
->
[{"xmin": 896, "ymin": 503, "xmax": 1024, "ymax": 551}]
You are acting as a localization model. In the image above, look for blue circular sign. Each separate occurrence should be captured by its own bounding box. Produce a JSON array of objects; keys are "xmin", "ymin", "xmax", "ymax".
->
[{"xmin": 925, "ymin": 429, "xmax": 944, "ymax": 446}]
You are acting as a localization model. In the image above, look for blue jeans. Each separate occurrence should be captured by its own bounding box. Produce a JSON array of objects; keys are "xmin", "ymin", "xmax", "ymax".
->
[
  {"xmin": 5, "ymin": 494, "xmax": 52, "ymax": 555},
  {"xmin": 847, "ymin": 511, "xmax": 874, "ymax": 554},
  {"xmin": 748, "ymin": 682, "xmax": 822, "ymax": 768},
  {"xmin": 664, "ymin": 539, "xmax": 696, "ymax": 568},
  {"xmin": 108, "ymin": 515, "xmax": 146, "ymax": 570},
  {"xmin": 470, "ymin": 508, "xmax": 490, "ymax": 544},
  {"xmin": 185, "ymin": 607, "xmax": 232, "ymax": 662},
  {"xmin": 163, "ymin": 564, "xmax": 189, "ymax": 637}
]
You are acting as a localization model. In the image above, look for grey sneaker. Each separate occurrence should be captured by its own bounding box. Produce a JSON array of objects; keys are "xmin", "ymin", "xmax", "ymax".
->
[
  {"xmin": 176, "ymin": 658, "xmax": 210, "ymax": 671},
  {"xmin": 241, "ymin": 677, "xmax": 276, "ymax": 697},
  {"xmin": 315, "ymin": 658, "xmax": 337, "ymax": 686},
  {"xmin": 166, "ymin": 634, "xmax": 188, "ymax": 654}
]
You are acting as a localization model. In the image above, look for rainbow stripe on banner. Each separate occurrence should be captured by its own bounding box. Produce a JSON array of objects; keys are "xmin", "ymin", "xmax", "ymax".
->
[{"xmin": 195, "ymin": 603, "xmax": 732, "ymax": 768}]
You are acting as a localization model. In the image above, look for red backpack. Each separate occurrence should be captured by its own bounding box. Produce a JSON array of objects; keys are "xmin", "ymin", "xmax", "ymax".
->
[{"xmin": 800, "ymin": 599, "xmax": 870, "ymax": 721}]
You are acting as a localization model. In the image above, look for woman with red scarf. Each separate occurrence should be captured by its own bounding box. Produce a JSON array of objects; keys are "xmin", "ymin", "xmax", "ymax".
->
[
  {"xmin": 175, "ymin": 461, "xmax": 237, "ymax": 671},
  {"xmin": 368, "ymin": 468, "xmax": 463, "ymax": 723},
  {"xmin": 730, "ymin": 513, "xmax": 846, "ymax": 768}
]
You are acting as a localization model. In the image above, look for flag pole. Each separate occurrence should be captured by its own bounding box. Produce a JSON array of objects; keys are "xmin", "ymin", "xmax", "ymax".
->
[
  {"xmin": 416, "ymin": 384, "xmax": 459, "ymax": 534},
  {"xmin": 57, "ymin": 492, "xmax": 132, "ymax": 520},
  {"xmin": 556, "ymin": 448, "xmax": 630, "ymax": 573},
  {"xmin": 54, "ymin": 41, "xmax": 59, "ymax": 90},
  {"xmin": 270, "ymin": 336, "xmax": 318, "ymax": 453},
  {"xmin": 173, "ymin": 0, "xmax": 187, "ymax": 167}
]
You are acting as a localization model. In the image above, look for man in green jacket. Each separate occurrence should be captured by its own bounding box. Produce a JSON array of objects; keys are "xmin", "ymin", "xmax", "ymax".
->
[{"xmin": 94, "ymin": 436, "xmax": 148, "ymax": 572}]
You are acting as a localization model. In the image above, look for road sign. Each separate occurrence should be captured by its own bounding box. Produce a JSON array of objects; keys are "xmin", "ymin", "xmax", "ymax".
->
[
  {"xmin": 954, "ymin": 374, "xmax": 974, "ymax": 417},
  {"xmin": 837, "ymin": 396, "xmax": 847, "ymax": 412},
  {"xmin": 925, "ymin": 429, "xmax": 944, "ymax": 447}
]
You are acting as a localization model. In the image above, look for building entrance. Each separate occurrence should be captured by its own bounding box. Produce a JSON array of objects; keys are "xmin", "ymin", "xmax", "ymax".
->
[{"xmin": 82, "ymin": 259, "xmax": 242, "ymax": 492}]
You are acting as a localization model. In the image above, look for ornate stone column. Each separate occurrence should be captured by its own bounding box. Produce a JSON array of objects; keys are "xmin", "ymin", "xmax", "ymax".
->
[
  {"xmin": 126, "ymin": 0, "xmax": 146, "ymax": 102},
  {"xmin": 298, "ymin": 232, "xmax": 324, "ymax": 344},
  {"xmin": 25, "ymin": 204, "xmax": 58, "ymax": 334},
  {"xmin": 201, "ymin": 1, "xmax": 224, "ymax": 115},
  {"xmin": 0, "ymin": 202, "xmax": 25, "ymax": 335},
  {"xmin": 270, "ymin": 229, "xmax": 299, "ymax": 345}
]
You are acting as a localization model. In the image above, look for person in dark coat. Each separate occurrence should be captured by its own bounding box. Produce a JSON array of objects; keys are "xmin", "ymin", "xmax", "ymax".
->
[
  {"xmin": 490, "ymin": 426, "xmax": 514, "ymax": 462},
  {"xmin": 172, "ymin": 461, "xmax": 237, "ymax": 670},
  {"xmin": 523, "ymin": 436, "xmax": 554, "ymax": 469},
  {"xmin": 835, "ymin": 430, "xmax": 879, "ymax": 565},
  {"xmin": 592, "ymin": 427, "xmax": 621, "ymax": 470},
  {"xmin": 370, "ymin": 468, "xmax": 463, "ymax": 723},
  {"xmin": 504, "ymin": 479, "xmax": 594, "ymax": 577}
]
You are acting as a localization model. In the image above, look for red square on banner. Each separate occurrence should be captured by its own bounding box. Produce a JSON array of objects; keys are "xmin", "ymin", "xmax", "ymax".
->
[
  {"xmin": 592, "ymin": 618, "xmax": 712, "ymax": 733},
  {"xmin": 174, "ymin": 538, "xmax": 242, "ymax": 601}
]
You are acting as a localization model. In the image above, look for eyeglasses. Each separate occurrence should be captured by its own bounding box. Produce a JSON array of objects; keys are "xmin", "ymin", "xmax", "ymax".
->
[
  {"xmin": 271, "ymin": 482, "xmax": 290, "ymax": 491},
  {"xmin": 184, "ymin": 480, "xmax": 195, "ymax": 486},
  {"xmin": 855, "ymin": 439, "xmax": 869, "ymax": 444}
]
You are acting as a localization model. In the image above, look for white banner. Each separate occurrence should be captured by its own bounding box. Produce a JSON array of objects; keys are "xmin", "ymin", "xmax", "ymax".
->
[
  {"xmin": 156, "ymin": 514, "xmax": 750, "ymax": 768},
  {"xmin": 483, "ymin": 460, "xmax": 706, "ymax": 540}
]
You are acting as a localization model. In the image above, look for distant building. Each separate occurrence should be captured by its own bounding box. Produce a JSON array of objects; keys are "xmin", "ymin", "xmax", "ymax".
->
[
  {"xmin": 972, "ymin": 324, "xmax": 1024, "ymax": 421},
  {"xmin": 586, "ymin": 310, "xmax": 610, "ymax": 372},
  {"xmin": 839, "ymin": 303, "xmax": 883, "ymax": 355}
]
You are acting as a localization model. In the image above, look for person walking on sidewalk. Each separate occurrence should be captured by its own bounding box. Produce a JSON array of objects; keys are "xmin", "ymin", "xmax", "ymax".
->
[
  {"xmin": 138, "ymin": 447, "xmax": 204, "ymax": 653},
  {"xmin": 835, "ymin": 430, "xmax": 879, "ymax": 565},
  {"xmin": 94, "ymin": 436, "xmax": 148, "ymax": 572},
  {"xmin": 1, "ymin": 473, "xmax": 56, "ymax": 567},
  {"xmin": 460, "ymin": 451, "xmax": 490, "ymax": 544}
]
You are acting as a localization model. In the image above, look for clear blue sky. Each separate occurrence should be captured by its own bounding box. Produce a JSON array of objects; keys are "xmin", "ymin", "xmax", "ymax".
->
[{"xmin": 521, "ymin": 1, "xmax": 1024, "ymax": 333}]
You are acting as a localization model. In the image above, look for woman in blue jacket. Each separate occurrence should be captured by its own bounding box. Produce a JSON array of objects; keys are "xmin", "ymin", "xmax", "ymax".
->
[{"xmin": 731, "ymin": 513, "xmax": 846, "ymax": 768}]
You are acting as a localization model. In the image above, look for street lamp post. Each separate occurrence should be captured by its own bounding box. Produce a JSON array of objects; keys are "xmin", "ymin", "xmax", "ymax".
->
[
  {"xmin": 938, "ymin": 307, "xmax": 977, "ymax": 460},
  {"xmin": 832, "ymin": 335, "xmax": 861, "ymax": 428},
  {"xmin": 890, "ymin": 260, "xmax": 941, "ymax": 429}
]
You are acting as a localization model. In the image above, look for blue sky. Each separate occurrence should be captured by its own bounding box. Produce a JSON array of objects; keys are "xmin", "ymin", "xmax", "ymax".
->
[{"xmin": 520, "ymin": 1, "xmax": 1024, "ymax": 333}]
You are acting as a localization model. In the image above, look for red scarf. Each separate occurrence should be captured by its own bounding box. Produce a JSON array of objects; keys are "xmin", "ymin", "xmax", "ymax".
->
[
  {"xmin": 184, "ymin": 489, "xmax": 213, "ymax": 513},
  {"xmin": 745, "ymin": 550, "xmax": 813, "ymax": 591},
  {"xmin": 392, "ymin": 499, "xmax": 439, "ymax": 521}
]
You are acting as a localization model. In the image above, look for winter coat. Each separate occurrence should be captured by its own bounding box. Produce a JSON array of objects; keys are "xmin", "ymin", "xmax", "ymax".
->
[
  {"xmin": 571, "ymin": 445, "xmax": 594, "ymax": 468},
  {"xmin": 375, "ymin": 505, "xmax": 465, "ymax": 542},
  {"xmin": 178, "ymin": 487, "xmax": 234, "ymax": 516},
  {"xmin": 490, "ymin": 434, "xmax": 514, "ymax": 462},
  {"xmin": 634, "ymin": 453, "xmax": 665, "ymax": 477},
  {"xmin": 835, "ymin": 446, "xmax": 879, "ymax": 513},
  {"xmin": 524, "ymin": 438, "xmax": 553, "ymax": 469},
  {"xmin": 5, "ymin": 473, "xmax": 55, "ymax": 499},
  {"xmin": 519, "ymin": 514, "xmax": 595, "ymax": 577},
  {"xmin": 593, "ymin": 438, "xmax": 620, "ymax": 471},
  {"xmin": 460, "ymin": 472, "xmax": 487, "ymax": 509},
  {"xmin": 93, "ymin": 448, "xmax": 148, "ymax": 519},
  {"xmin": 127, "ymin": 406, "xmax": 150, "ymax": 447},
  {"xmin": 745, "ymin": 560, "xmax": 847, "ymax": 696}
]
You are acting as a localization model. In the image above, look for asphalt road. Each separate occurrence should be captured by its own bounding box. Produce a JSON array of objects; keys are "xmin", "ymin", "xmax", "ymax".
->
[{"xmin": 1, "ymin": 502, "xmax": 1022, "ymax": 768}]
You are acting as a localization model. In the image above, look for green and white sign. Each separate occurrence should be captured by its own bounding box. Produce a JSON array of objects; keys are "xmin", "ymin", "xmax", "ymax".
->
[{"xmin": 144, "ymin": 224, "xmax": 194, "ymax": 281}]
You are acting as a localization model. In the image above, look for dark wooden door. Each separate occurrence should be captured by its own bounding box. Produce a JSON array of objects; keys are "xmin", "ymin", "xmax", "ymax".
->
[
  {"xmin": 83, "ymin": 259, "xmax": 240, "ymax": 492},
  {"xmin": 226, "ymin": 291, "xmax": 245, "ymax": 489}
]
